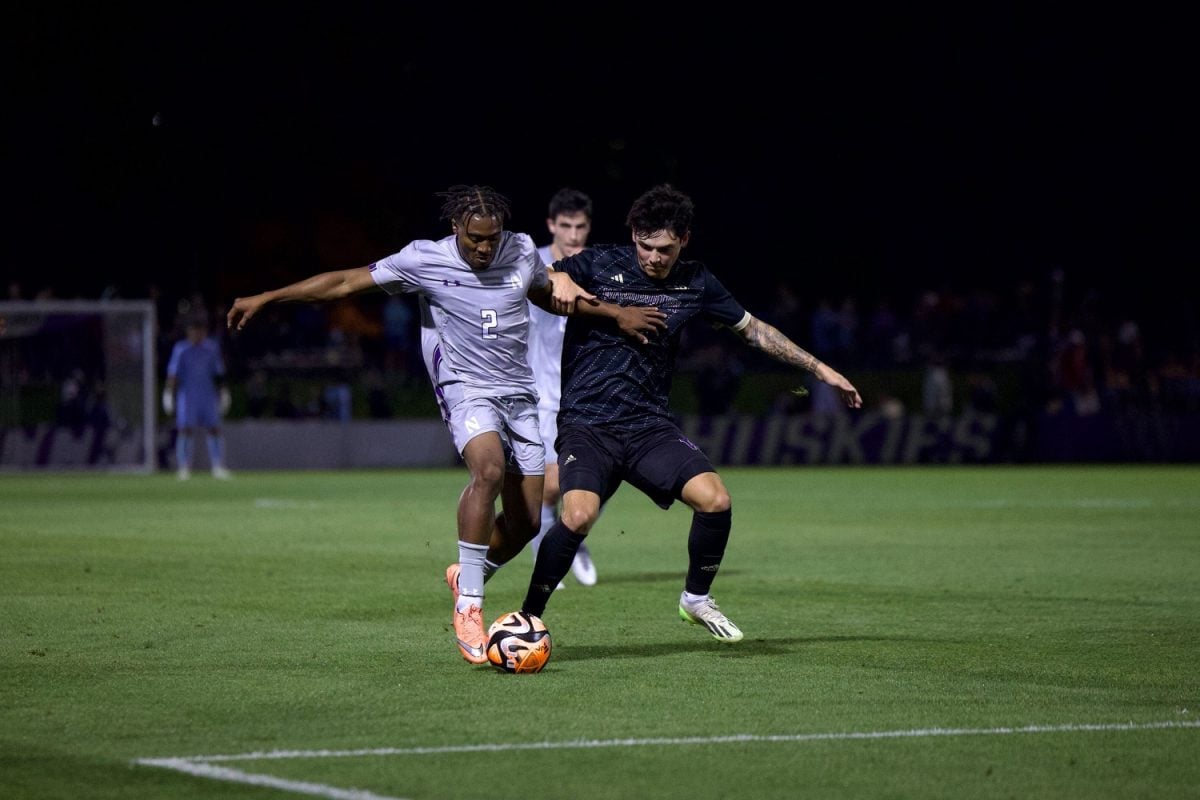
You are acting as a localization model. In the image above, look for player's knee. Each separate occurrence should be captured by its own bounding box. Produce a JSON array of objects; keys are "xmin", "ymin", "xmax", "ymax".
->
[
  {"xmin": 693, "ymin": 488, "xmax": 731, "ymax": 514},
  {"xmin": 705, "ymin": 494, "xmax": 732, "ymax": 514},
  {"xmin": 682, "ymin": 473, "xmax": 731, "ymax": 514},
  {"xmin": 469, "ymin": 461, "xmax": 506, "ymax": 492},
  {"xmin": 559, "ymin": 505, "xmax": 597, "ymax": 534}
]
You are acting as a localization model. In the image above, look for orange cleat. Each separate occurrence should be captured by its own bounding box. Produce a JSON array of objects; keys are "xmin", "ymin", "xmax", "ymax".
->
[
  {"xmin": 452, "ymin": 603, "xmax": 487, "ymax": 664},
  {"xmin": 446, "ymin": 563, "xmax": 486, "ymax": 664}
]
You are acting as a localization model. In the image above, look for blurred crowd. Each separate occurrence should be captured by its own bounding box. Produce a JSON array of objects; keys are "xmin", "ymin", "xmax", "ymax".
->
[
  {"xmin": 681, "ymin": 269, "xmax": 1198, "ymax": 420},
  {"xmin": 6, "ymin": 268, "xmax": 1199, "ymax": 425}
]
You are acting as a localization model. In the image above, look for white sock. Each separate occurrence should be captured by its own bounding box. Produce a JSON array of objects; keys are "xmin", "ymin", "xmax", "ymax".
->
[
  {"xmin": 456, "ymin": 541, "xmax": 488, "ymax": 611},
  {"xmin": 530, "ymin": 503, "xmax": 557, "ymax": 559},
  {"xmin": 205, "ymin": 434, "xmax": 224, "ymax": 468},
  {"xmin": 483, "ymin": 559, "xmax": 500, "ymax": 580},
  {"xmin": 682, "ymin": 591, "xmax": 708, "ymax": 607}
]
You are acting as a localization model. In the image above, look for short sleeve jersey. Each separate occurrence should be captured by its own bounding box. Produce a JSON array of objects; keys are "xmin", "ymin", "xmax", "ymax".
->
[
  {"xmin": 167, "ymin": 337, "xmax": 225, "ymax": 406},
  {"xmin": 370, "ymin": 231, "xmax": 548, "ymax": 400},
  {"xmin": 527, "ymin": 244, "xmax": 568, "ymax": 414},
  {"xmin": 556, "ymin": 244, "xmax": 750, "ymax": 428}
]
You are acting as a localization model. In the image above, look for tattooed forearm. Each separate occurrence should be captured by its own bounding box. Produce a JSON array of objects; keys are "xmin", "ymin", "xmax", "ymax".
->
[{"xmin": 743, "ymin": 318, "xmax": 824, "ymax": 373}]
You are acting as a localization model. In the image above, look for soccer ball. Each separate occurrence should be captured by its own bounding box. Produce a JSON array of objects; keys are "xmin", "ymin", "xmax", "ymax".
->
[{"xmin": 486, "ymin": 611, "xmax": 552, "ymax": 674}]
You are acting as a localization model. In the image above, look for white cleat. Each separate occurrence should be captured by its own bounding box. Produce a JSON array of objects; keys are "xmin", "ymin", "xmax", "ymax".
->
[
  {"xmin": 679, "ymin": 594, "xmax": 743, "ymax": 642},
  {"xmin": 176, "ymin": 467, "xmax": 191, "ymax": 481},
  {"xmin": 571, "ymin": 542, "xmax": 597, "ymax": 586},
  {"xmin": 212, "ymin": 466, "xmax": 233, "ymax": 480}
]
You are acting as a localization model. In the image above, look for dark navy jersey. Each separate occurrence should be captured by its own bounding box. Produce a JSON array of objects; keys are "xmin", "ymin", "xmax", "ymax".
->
[{"xmin": 556, "ymin": 244, "xmax": 750, "ymax": 428}]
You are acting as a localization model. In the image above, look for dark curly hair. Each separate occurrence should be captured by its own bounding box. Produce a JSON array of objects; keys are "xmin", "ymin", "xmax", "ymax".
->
[
  {"xmin": 547, "ymin": 187, "xmax": 593, "ymax": 220},
  {"xmin": 436, "ymin": 185, "xmax": 512, "ymax": 224},
  {"xmin": 625, "ymin": 184, "xmax": 693, "ymax": 239}
]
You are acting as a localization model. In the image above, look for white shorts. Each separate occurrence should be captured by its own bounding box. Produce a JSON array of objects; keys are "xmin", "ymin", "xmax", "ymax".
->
[
  {"xmin": 537, "ymin": 402, "xmax": 558, "ymax": 462},
  {"xmin": 446, "ymin": 394, "xmax": 545, "ymax": 476}
]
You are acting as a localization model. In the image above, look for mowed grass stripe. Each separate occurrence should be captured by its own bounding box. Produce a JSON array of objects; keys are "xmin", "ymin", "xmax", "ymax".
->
[{"xmin": 2, "ymin": 465, "xmax": 1197, "ymax": 799}]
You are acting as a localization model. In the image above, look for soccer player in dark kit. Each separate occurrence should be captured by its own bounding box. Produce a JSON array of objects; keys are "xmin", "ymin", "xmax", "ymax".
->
[{"xmin": 520, "ymin": 184, "xmax": 862, "ymax": 642}]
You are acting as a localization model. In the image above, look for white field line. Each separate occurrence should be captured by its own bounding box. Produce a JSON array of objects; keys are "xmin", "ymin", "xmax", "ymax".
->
[
  {"xmin": 135, "ymin": 719, "xmax": 1199, "ymax": 799},
  {"xmin": 135, "ymin": 758, "xmax": 404, "ymax": 800}
]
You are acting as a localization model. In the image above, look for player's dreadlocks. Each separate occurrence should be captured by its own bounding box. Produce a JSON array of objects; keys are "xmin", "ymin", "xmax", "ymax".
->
[{"xmin": 437, "ymin": 185, "xmax": 512, "ymax": 224}]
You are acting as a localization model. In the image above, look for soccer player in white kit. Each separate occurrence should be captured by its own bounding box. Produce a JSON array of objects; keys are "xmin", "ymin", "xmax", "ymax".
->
[
  {"xmin": 227, "ymin": 186, "xmax": 665, "ymax": 664},
  {"xmin": 528, "ymin": 188, "xmax": 598, "ymax": 586}
]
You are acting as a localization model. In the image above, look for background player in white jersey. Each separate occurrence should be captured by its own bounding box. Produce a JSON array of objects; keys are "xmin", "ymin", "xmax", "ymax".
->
[
  {"xmin": 529, "ymin": 188, "xmax": 598, "ymax": 586},
  {"xmin": 227, "ymin": 185, "xmax": 664, "ymax": 665},
  {"xmin": 163, "ymin": 317, "xmax": 232, "ymax": 480}
]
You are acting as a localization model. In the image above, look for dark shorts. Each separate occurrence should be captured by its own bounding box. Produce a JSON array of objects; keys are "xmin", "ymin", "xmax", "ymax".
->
[{"xmin": 556, "ymin": 420, "xmax": 716, "ymax": 510}]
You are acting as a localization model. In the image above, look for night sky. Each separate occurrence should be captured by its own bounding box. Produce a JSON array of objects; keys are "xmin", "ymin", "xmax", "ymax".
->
[{"xmin": 6, "ymin": 7, "xmax": 1194, "ymax": 328}]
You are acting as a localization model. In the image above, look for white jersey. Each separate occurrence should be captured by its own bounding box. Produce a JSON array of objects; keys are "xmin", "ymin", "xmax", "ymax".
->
[
  {"xmin": 372, "ymin": 232, "xmax": 548, "ymax": 404},
  {"xmin": 527, "ymin": 244, "xmax": 568, "ymax": 417}
]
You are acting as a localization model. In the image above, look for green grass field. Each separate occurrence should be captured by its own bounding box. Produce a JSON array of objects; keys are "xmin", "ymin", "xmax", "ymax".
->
[{"xmin": 2, "ymin": 466, "xmax": 1198, "ymax": 799}]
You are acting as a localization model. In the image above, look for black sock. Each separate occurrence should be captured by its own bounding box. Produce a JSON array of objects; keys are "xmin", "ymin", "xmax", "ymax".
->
[
  {"xmin": 521, "ymin": 520, "xmax": 584, "ymax": 617},
  {"xmin": 684, "ymin": 508, "xmax": 732, "ymax": 595}
]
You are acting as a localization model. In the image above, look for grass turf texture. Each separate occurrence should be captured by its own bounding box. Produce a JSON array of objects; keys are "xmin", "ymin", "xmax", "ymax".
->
[{"xmin": 2, "ymin": 466, "xmax": 1197, "ymax": 799}]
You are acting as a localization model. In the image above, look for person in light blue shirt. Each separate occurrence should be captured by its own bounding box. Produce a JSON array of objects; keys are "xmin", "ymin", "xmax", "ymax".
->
[{"xmin": 163, "ymin": 318, "xmax": 232, "ymax": 480}]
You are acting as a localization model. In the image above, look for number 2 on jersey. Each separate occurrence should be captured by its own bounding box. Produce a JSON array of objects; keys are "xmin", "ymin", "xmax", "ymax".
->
[{"xmin": 481, "ymin": 309, "xmax": 498, "ymax": 339}]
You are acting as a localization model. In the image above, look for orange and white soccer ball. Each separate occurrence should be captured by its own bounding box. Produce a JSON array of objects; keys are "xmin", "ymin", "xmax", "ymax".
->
[{"xmin": 486, "ymin": 611, "xmax": 552, "ymax": 673}]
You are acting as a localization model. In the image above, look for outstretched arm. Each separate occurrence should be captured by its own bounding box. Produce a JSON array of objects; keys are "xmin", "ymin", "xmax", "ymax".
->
[
  {"xmin": 736, "ymin": 315, "xmax": 862, "ymax": 408},
  {"xmin": 227, "ymin": 267, "xmax": 380, "ymax": 330}
]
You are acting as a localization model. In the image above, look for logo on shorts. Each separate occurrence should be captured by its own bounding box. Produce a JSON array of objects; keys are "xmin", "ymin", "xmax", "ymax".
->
[{"xmin": 564, "ymin": 454, "xmax": 576, "ymax": 464}]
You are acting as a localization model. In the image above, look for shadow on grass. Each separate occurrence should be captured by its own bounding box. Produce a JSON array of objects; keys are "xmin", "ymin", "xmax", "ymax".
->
[
  {"xmin": 581, "ymin": 569, "xmax": 744, "ymax": 585},
  {"xmin": 1, "ymin": 743, "xmax": 192, "ymax": 798},
  {"xmin": 558, "ymin": 634, "xmax": 946, "ymax": 662}
]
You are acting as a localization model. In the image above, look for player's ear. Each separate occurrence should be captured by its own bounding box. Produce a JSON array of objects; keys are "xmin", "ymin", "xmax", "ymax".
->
[
  {"xmin": 546, "ymin": 217, "xmax": 556, "ymax": 234},
  {"xmin": 680, "ymin": 231, "xmax": 690, "ymax": 248}
]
